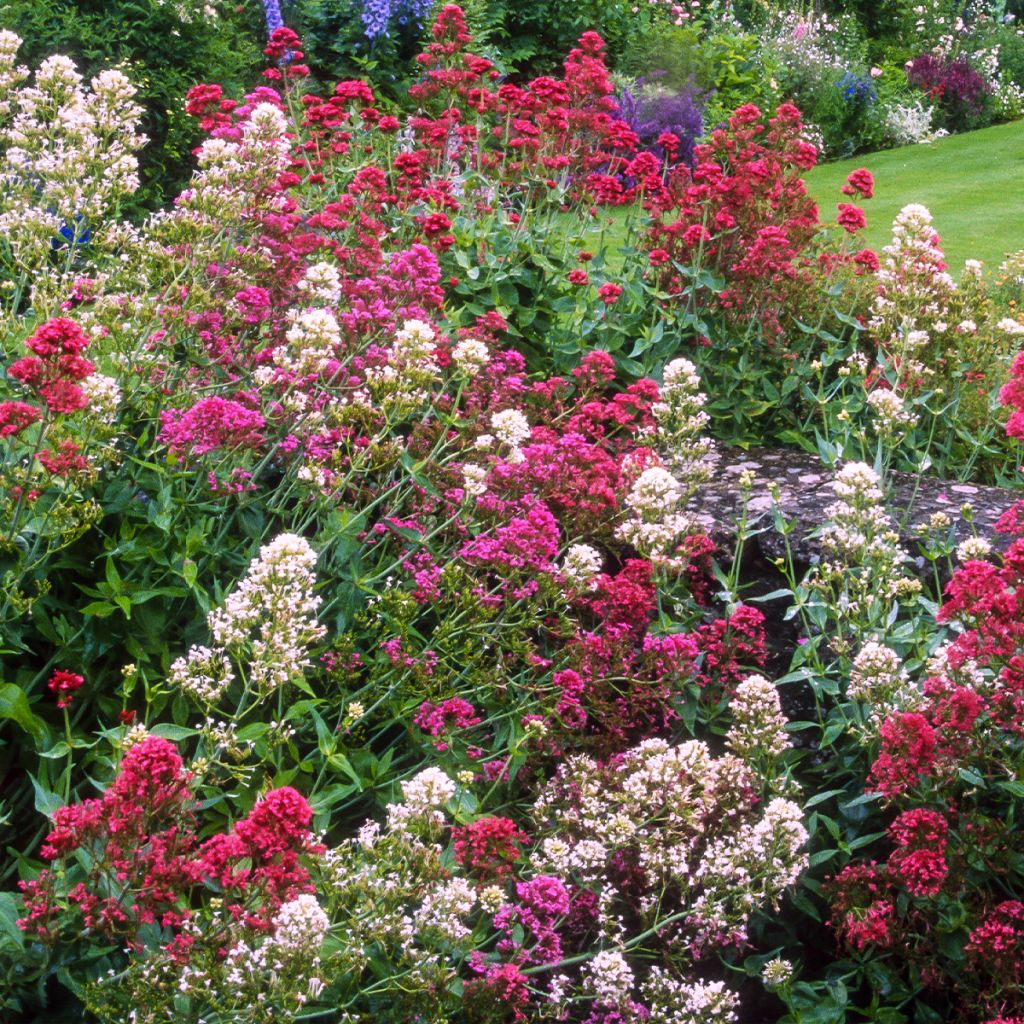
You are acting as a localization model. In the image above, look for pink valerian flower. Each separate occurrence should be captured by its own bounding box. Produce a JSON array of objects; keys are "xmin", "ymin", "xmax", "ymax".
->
[
  {"xmin": 693, "ymin": 604, "xmax": 768, "ymax": 693},
  {"xmin": 854, "ymin": 248, "xmax": 880, "ymax": 272},
  {"xmin": 965, "ymin": 901, "xmax": 1024, "ymax": 988},
  {"xmin": 159, "ymin": 396, "xmax": 266, "ymax": 458},
  {"xmin": 38, "ymin": 439, "xmax": 90, "ymax": 477},
  {"xmin": 19, "ymin": 737, "xmax": 318, "ymax": 944},
  {"xmin": 597, "ymin": 282, "xmax": 623, "ymax": 304},
  {"xmin": 493, "ymin": 875, "xmax": 570, "ymax": 966},
  {"xmin": 234, "ymin": 285, "xmax": 273, "ymax": 323},
  {"xmin": 465, "ymin": 955, "xmax": 531, "ymax": 1021},
  {"xmin": 460, "ymin": 503, "xmax": 561, "ymax": 574},
  {"xmin": 47, "ymin": 669, "xmax": 85, "ymax": 709},
  {"xmin": 586, "ymin": 559, "xmax": 656, "ymax": 635},
  {"xmin": 414, "ymin": 697, "xmax": 482, "ymax": 736}
]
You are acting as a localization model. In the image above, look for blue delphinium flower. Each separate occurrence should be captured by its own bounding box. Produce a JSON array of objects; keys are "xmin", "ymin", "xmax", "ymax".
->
[
  {"xmin": 361, "ymin": 0, "xmax": 393, "ymax": 39},
  {"xmin": 262, "ymin": 0, "xmax": 284, "ymax": 34},
  {"xmin": 837, "ymin": 71, "xmax": 877, "ymax": 105}
]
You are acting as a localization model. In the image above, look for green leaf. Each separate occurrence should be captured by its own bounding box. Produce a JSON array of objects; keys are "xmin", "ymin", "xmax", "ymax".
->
[
  {"xmin": 0, "ymin": 683, "xmax": 45, "ymax": 741},
  {"xmin": 31, "ymin": 774, "xmax": 63, "ymax": 818},
  {"xmin": 150, "ymin": 724, "xmax": 198, "ymax": 741},
  {"xmin": 0, "ymin": 892, "xmax": 24, "ymax": 948},
  {"xmin": 80, "ymin": 601, "xmax": 117, "ymax": 618}
]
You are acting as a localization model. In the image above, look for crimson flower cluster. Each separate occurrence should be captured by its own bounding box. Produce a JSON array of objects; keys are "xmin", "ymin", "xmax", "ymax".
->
[
  {"xmin": 7, "ymin": 317, "xmax": 94, "ymax": 416},
  {"xmin": 19, "ymin": 736, "xmax": 318, "ymax": 952}
]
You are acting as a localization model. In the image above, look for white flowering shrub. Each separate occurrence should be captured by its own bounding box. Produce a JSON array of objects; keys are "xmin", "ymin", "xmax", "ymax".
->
[{"xmin": 0, "ymin": 32, "xmax": 144, "ymax": 320}]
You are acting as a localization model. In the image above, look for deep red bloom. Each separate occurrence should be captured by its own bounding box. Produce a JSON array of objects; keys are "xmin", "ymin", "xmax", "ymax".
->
[
  {"xmin": 47, "ymin": 669, "xmax": 84, "ymax": 709},
  {"xmin": 841, "ymin": 168, "xmax": 875, "ymax": 199},
  {"xmin": 454, "ymin": 816, "xmax": 529, "ymax": 881},
  {"xmin": 837, "ymin": 203, "xmax": 867, "ymax": 233}
]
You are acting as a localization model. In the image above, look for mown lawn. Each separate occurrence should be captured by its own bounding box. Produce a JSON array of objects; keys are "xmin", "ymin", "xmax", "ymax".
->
[{"xmin": 804, "ymin": 120, "xmax": 1024, "ymax": 272}]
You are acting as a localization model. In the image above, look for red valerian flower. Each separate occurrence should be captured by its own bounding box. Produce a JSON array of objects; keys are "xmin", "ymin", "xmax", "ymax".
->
[
  {"xmin": 47, "ymin": 669, "xmax": 84, "ymax": 709},
  {"xmin": 841, "ymin": 167, "xmax": 875, "ymax": 199},
  {"xmin": 0, "ymin": 400, "xmax": 41, "ymax": 438},
  {"xmin": 597, "ymin": 282, "xmax": 623, "ymax": 304},
  {"xmin": 837, "ymin": 203, "xmax": 867, "ymax": 233},
  {"xmin": 853, "ymin": 248, "xmax": 880, "ymax": 272},
  {"xmin": 453, "ymin": 816, "xmax": 530, "ymax": 881}
]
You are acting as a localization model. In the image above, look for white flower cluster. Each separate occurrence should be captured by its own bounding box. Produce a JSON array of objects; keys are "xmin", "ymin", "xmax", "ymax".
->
[
  {"xmin": 727, "ymin": 674, "xmax": 790, "ymax": 760},
  {"xmin": 761, "ymin": 957, "xmax": 794, "ymax": 991},
  {"xmin": 584, "ymin": 949, "xmax": 635, "ymax": 1008},
  {"xmin": 80, "ymin": 373, "xmax": 122, "ymax": 424},
  {"xmin": 642, "ymin": 969, "xmax": 739, "ymax": 1024},
  {"xmin": 279, "ymin": 307, "xmax": 343, "ymax": 375},
  {"xmin": 616, "ymin": 459, "xmax": 699, "ymax": 565},
  {"xmin": 169, "ymin": 644, "xmax": 234, "ymax": 705},
  {"xmin": 0, "ymin": 35, "xmax": 144, "ymax": 314},
  {"xmin": 272, "ymin": 894, "xmax": 331, "ymax": 957},
  {"xmin": 461, "ymin": 462, "xmax": 489, "ymax": 498},
  {"xmin": 451, "ymin": 338, "xmax": 490, "ymax": 374},
  {"xmin": 171, "ymin": 101, "xmax": 291, "ymax": 233},
  {"xmin": 956, "ymin": 535, "xmax": 993, "ymax": 562},
  {"xmin": 653, "ymin": 358, "xmax": 712, "ymax": 486},
  {"xmin": 317, "ymin": 774, "xmax": 478, "ymax": 996},
  {"xmin": 561, "ymin": 543, "xmax": 603, "ymax": 587},
  {"xmin": 364, "ymin": 320, "xmax": 441, "ymax": 409},
  {"xmin": 534, "ymin": 734, "xmax": 806, "ymax": 963},
  {"xmin": 413, "ymin": 878, "xmax": 477, "ymax": 942},
  {"xmin": 818, "ymin": 463, "xmax": 916, "ymax": 613},
  {"xmin": 866, "ymin": 387, "xmax": 918, "ymax": 442},
  {"xmin": 169, "ymin": 534, "xmax": 326, "ymax": 703},
  {"xmin": 297, "ymin": 261, "xmax": 342, "ymax": 306},
  {"xmin": 490, "ymin": 407, "xmax": 531, "ymax": 463},
  {"xmin": 870, "ymin": 203, "xmax": 958, "ymax": 387},
  {"xmin": 997, "ymin": 316, "xmax": 1024, "ymax": 337},
  {"xmin": 386, "ymin": 766, "xmax": 456, "ymax": 834},
  {"xmin": 848, "ymin": 640, "xmax": 917, "ymax": 725}
]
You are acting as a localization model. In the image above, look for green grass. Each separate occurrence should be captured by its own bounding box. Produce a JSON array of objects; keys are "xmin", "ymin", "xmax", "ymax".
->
[{"xmin": 804, "ymin": 120, "xmax": 1024, "ymax": 272}]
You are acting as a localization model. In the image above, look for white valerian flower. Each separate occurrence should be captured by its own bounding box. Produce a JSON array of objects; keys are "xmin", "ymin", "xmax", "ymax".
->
[
  {"xmin": 244, "ymin": 101, "xmax": 288, "ymax": 141},
  {"xmin": 997, "ymin": 317, "xmax": 1024, "ymax": 336},
  {"xmin": 297, "ymin": 261, "xmax": 342, "ymax": 305},
  {"xmin": 867, "ymin": 387, "xmax": 918, "ymax": 439},
  {"xmin": 561, "ymin": 543, "xmax": 603, "ymax": 585},
  {"xmin": 169, "ymin": 645, "xmax": 234, "ymax": 704},
  {"xmin": 762, "ymin": 957, "xmax": 794, "ymax": 991},
  {"xmin": 414, "ymin": 878, "xmax": 476, "ymax": 941},
  {"xmin": 452, "ymin": 338, "xmax": 490, "ymax": 373},
  {"xmin": 271, "ymin": 894, "xmax": 330, "ymax": 956},
  {"xmin": 585, "ymin": 949, "xmax": 635, "ymax": 1007},
  {"xmin": 205, "ymin": 534, "xmax": 325, "ymax": 698},
  {"xmin": 280, "ymin": 307, "xmax": 341, "ymax": 374},
  {"xmin": 393, "ymin": 319, "xmax": 436, "ymax": 362},
  {"xmin": 956, "ymin": 536, "xmax": 992, "ymax": 562},
  {"xmin": 726, "ymin": 674, "xmax": 790, "ymax": 759},
  {"xmin": 490, "ymin": 408, "xmax": 531, "ymax": 448},
  {"xmin": 626, "ymin": 466, "xmax": 682, "ymax": 517},
  {"xmin": 386, "ymin": 766, "xmax": 456, "ymax": 834},
  {"xmin": 461, "ymin": 463, "xmax": 488, "ymax": 497},
  {"xmin": 80, "ymin": 373, "xmax": 121, "ymax": 423}
]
